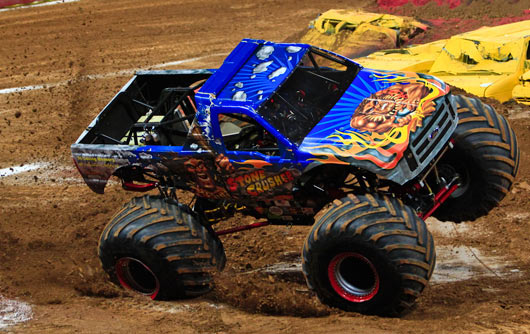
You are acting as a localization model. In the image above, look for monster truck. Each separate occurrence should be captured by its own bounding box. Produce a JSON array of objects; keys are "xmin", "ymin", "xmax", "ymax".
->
[{"xmin": 71, "ymin": 39, "xmax": 520, "ymax": 316}]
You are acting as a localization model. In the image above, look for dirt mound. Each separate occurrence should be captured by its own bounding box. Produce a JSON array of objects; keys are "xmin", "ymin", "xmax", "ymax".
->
[
  {"xmin": 378, "ymin": 0, "xmax": 462, "ymax": 9},
  {"xmin": 370, "ymin": 0, "xmax": 530, "ymax": 43},
  {"xmin": 376, "ymin": 0, "xmax": 529, "ymax": 18},
  {"xmin": 212, "ymin": 271, "xmax": 331, "ymax": 317}
]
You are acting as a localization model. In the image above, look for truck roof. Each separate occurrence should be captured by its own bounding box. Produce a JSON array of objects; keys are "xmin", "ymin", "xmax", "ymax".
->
[{"xmin": 195, "ymin": 39, "xmax": 310, "ymax": 111}]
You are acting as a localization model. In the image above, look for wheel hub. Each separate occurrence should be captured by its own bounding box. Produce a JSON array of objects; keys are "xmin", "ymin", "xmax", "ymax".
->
[
  {"xmin": 115, "ymin": 257, "xmax": 160, "ymax": 299},
  {"xmin": 327, "ymin": 252, "xmax": 379, "ymax": 303},
  {"xmin": 438, "ymin": 163, "xmax": 469, "ymax": 198}
]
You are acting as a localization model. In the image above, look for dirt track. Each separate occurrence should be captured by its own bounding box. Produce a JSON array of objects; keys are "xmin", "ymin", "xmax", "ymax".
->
[{"xmin": 1, "ymin": 0, "xmax": 530, "ymax": 333}]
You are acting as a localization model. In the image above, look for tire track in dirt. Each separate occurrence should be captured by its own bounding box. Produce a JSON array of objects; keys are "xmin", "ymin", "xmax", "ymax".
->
[{"xmin": 0, "ymin": 53, "xmax": 228, "ymax": 95}]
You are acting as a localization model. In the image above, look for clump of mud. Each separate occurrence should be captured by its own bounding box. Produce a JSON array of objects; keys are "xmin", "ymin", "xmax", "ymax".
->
[
  {"xmin": 73, "ymin": 272, "xmax": 127, "ymax": 299},
  {"xmin": 450, "ymin": 87, "xmax": 516, "ymax": 119},
  {"xmin": 211, "ymin": 271, "xmax": 331, "ymax": 317}
]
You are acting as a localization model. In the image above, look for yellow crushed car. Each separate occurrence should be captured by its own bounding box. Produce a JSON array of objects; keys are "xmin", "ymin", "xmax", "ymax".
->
[
  {"xmin": 513, "ymin": 70, "xmax": 530, "ymax": 104},
  {"xmin": 356, "ymin": 20, "xmax": 530, "ymax": 104},
  {"xmin": 300, "ymin": 9, "xmax": 428, "ymax": 58}
]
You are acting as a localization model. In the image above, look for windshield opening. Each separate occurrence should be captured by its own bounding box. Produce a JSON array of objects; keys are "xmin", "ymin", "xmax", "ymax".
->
[{"xmin": 258, "ymin": 48, "xmax": 360, "ymax": 145}]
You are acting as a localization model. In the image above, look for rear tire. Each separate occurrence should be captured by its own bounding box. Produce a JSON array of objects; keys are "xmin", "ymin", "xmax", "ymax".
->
[
  {"xmin": 99, "ymin": 195, "xmax": 226, "ymax": 300},
  {"xmin": 302, "ymin": 194, "xmax": 435, "ymax": 316},
  {"xmin": 433, "ymin": 95, "xmax": 520, "ymax": 222}
]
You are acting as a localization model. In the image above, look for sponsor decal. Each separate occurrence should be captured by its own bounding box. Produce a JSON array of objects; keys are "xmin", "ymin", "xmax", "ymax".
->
[
  {"xmin": 227, "ymin": 169, "xmax": 294, "ymax": 196},
  {"xmin": 75, "ymin": 154, "xmax": 119, "ymax": 169}
]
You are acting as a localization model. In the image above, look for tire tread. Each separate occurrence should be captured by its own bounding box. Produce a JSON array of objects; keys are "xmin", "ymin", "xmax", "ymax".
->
[
  {"xmin": 433, "ymin": 95, "xmax": 519, "ymax": 222},
  {"xmin": 98, "ymin": 195, "xmax": 226, "ymax": 300},
  {"xmin": 302, "ymin": 194, "xmax": 435, "ymax": 316}
]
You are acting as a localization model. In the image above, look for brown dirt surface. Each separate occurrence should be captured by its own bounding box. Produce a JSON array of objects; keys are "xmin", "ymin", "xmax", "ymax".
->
[
  {"xmin": 370, "ymin": 0, "xmax": 530, "ymax": 43},
  {"xmin": 1, "ymin": 0, "xmax": 530, "ymax": 333},
  {"xmin": 375, "ymin": 0, "xmax": 530, "ymax": 18}
]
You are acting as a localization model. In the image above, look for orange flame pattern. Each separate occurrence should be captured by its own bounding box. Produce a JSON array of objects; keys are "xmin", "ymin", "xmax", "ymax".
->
[{"xmin": 309, "ymin": 72, "xmax": 449, "ymax": 169}]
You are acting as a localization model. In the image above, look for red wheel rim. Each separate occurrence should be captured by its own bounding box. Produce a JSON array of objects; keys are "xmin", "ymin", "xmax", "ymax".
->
[
  {"xmin": 115, "ymin": 257, "xmax": 160, "ymax": 300},
  {"xmin": 328, "ymin": 252, "xmax": 380, "ymax": 303}
]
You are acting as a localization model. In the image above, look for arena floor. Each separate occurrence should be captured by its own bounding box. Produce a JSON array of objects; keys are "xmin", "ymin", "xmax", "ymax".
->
[{"xmin": 1, "ymin": 0, "xmax": 530, "ymax": 332}]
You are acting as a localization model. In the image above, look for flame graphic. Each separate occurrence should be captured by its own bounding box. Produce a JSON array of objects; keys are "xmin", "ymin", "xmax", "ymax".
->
[
  {"xmin": 309, "ymin": 72, "xmax": 449, "ymax": 169},
  {"xmin": 233, "ymin": 159, "xmax": 274, "ymax": 170}
]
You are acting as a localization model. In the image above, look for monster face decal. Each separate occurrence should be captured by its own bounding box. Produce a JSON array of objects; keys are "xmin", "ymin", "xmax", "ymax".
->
[
  {"xmin": 181, "ymin": 154, "xmax": 234, "ymax": 199},
  {"xmin": 350, "ymin": 82, "xmax": 435, "ymax": 134},
  {"xmin": 306, "ymin": 72, "xmax": 449, "ymax": 170},
  {"xmin": 184, "ymin": 158, "xmax": 216, "ymax": 191}
]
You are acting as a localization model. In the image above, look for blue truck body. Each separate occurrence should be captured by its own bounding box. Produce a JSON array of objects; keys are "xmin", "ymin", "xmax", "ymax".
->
[{"xmin": 71, "ymin": 39, "xmax": 457, "ymax": 222}]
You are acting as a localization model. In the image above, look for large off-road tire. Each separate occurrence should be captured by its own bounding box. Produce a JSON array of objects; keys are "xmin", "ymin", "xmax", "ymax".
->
[
  {"xmin": 302, "ymin": 193, "xmax": 435, "ymax": 316},
  {"xmin": 433, "ymin": 95, "xmax": 520, "ymax": 222},
  {"xmin": 99, "ymin": 195, "xmax": 226, "ymax": 300}
]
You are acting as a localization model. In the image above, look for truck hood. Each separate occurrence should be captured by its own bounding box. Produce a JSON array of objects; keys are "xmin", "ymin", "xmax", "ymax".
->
[
  {"xmin": 196, "ymin": 39, "xmax": 309, "ymax": 112},
  {"xmin": 299, "ymin": 68, "xmax": 451, "ymax": 171}
]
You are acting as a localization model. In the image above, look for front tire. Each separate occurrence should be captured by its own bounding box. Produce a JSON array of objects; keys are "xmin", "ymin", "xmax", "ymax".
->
[
  {"xmin": 99, "ymin": 195, "xmax": 226, "ymax": 300},
  {"xmin": 302, "ymin": 194, "xmax": 435, "ymax": 316},
  {"xmin": 433, "ymin": 95, "xmax": 520, "ymax": 222}
]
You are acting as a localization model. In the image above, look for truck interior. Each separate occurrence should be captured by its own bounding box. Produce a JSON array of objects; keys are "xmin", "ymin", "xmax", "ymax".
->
[
  {"xmin": 258, "ymin": 48, "xmax": 360, "ymax": 144},
  {"xmin": 78, "ymin": 48, "xmax": 361, "ymax": 149},
  {"xmin": 78, "ymin": 72, "xmax": 212, "ymax": 146}
]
